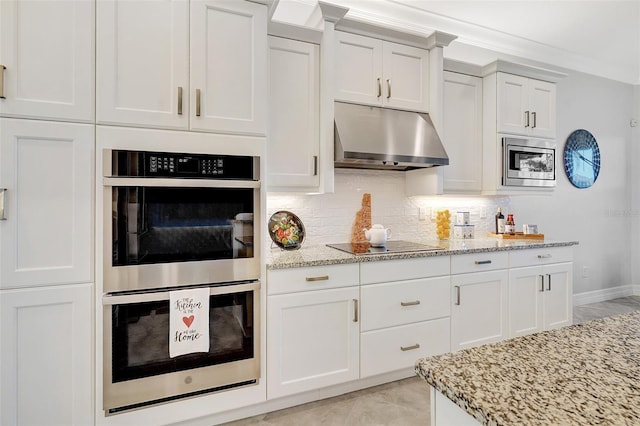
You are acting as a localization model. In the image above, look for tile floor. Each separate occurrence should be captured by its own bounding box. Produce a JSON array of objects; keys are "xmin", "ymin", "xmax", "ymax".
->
[{"xmin": 222, "ymin": 296, "xmax": 640, "ymax": 426}]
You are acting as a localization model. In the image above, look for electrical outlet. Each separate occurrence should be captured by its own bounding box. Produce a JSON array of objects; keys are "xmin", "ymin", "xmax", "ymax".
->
[
  {"xmin": 631, "ymin": 118, "xmax": 638, "ymax": 127},
  {"xmin": 480, "ymin": 207, "xmax": 487, "ymax": 219},
  {"xmin": 418, "ymin": 207, "xmax": 427, "ymax": 221},
  {"xmin": 582, "ymin": 266, "xmax": 589, "ymax": 278}
]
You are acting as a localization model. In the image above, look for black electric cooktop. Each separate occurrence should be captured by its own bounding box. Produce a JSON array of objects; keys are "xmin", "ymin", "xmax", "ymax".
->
[{"xmin": 326, "ymin": 240, "xmax": 445, "ymax": 255}]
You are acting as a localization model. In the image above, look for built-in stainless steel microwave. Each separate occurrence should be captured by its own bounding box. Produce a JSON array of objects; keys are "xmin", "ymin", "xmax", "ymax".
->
[{"xmin": 503, "ymin": 137, "xmax": 556, "ymax": 187}]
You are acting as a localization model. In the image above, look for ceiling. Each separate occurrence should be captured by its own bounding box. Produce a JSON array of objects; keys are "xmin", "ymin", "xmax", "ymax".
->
[{"xmin": 272, "ymin": 0, "xmax": 640, "ymax": 84}]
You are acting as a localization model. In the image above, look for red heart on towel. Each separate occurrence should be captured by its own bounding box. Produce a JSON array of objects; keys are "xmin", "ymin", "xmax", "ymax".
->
[{"xmin": 182, "ymin": 315, "xmax": 195, "ymax": 328}]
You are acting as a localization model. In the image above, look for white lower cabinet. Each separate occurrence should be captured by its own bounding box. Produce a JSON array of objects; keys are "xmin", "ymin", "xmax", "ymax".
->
[
  {"xmin": 360, "ymin": 258, "xmax": 451, "ymax": 377},
  {"xmin": 450, "ymin": 269, "xmax": 509, "ymax": 351},
  {"xmin": 267, "ymin": 265, "xmax": 360, "ymax": 399},
  {"xmin": 508, "ymin": 247, "xmax": 573, "ymax": 337},
  {"xmin": 0, "ymin": 283, "xmax": 93, "ymax": 426}
]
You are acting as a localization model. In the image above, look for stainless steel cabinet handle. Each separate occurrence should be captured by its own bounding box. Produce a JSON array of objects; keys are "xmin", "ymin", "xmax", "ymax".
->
[
  {"xmin": 546, "ymin": 274, "xmax": 552, "ymax": 291},
  {"xmin": 525, "ymin": 111, "xmax": 530, "ymax": 127},
  {"xmin": 475, "ymin": 260, "xmax": 492, "ymax": 265},
  {"xmin": 537, "ymin": 254, "xmax": 552, "ymax": 259},
  {"xmin": 386, "ymin": 79, "xmax": 391, "ymax": 99},
  {"xmin": 377, "ymin": 78, "xmax": 382, "ymax": 98},
  {"xmin": 454, "ymin": 285, "xmax": 461, "ymax": 305},
  {"xmin": 195, "ymin": 89, "xmax": 201, "ymax": 117},
  {"xmin": 0, "ymin": 188, "xmax": 6, "ymax": 220},
  {"xmin": 177, "ymin": 87, "xmax": 183, "ymax": 115},
  {"xmin": 313, "ymin": 156, "xmax": 318, "ymax": 176},
  {"xmin": 400, "ymin": 343, "xmax": 420, "ymax": 352},
  {"xmin": 539, "ymin": 275, "xmax": 545, "ymax": 292},
  {"xmin": 305, "ymin": 275, "xmax": 329, "ymax": 282},
  {"xmin": 532, "ymin": 111, "xmax": 537, "ymax": 128},
  {"xmin": 400, "ymin": 300, "xmax": 420, "ymax": 307},
  {"xmin": 353, "ymin": 299, "xmax": 359, "ymax": 322},
  {"xmin": 0, "ymin": 65, "xmax": 5, "ymax": 99}
]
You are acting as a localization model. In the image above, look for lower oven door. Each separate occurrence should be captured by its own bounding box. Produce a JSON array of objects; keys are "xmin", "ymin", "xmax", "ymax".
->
[{"xmin": 103, "ymin": 281, "xmax": 260, "ymax": 414}]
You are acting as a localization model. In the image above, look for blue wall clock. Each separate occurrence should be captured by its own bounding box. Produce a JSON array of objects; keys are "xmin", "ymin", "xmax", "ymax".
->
[{"xmin": 564, "ymin": 129, "xmax": 600, "ymax": 188}]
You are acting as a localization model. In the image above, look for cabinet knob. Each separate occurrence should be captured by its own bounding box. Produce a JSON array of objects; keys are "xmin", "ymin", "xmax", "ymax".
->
[
  {"xmin": 0, "ymin": 64, "xmax": 6, "ymax": 99},
  {"xmin": 177, "ymin": 86, "xmax": 183, "ymax": 115},
  {"xmin": 537, "ymin": 254, "xmax": 552, "ymax": 259},
  {"xmin": 532, "ymin": 111, "xmax": 537, "ymax": 128},
  {"xmin": 377, "ymin": 78, "xmax": 382, "ymax": 98},
  {"xmin": 353, "ymin": 299, "xmax": 359, "ymax": 322},
  {"xmin": 400, "ymin": 300, "xmax": 420, "ymax": 307},
  {"xmin": 0, "ymin": 188, "xmax": 6, "ymax": 220},
  {"xmin": 525, "ymin": 110, "xmax": 530, "ymax": 127},
  {"xmin": 454, "ymin": 285, "xmax": 461, "ymax": 305},
  {"xmin": 195, "ymin": 88, "xmax": 201, "ymax": 117},
  {"xmin": 386, "ymin": 79, "xmax": 391, "ymax": 99},
  {"xmin": 305, "ymin": 275, "xmax": 329, "ymax": 282},
  {"xmin": 400, "ymin": 343, "xmax": 420, "ymax": 352},
  {"xmin": 475, "ymin": 260, "xmax": 492, "ymax": 265}
]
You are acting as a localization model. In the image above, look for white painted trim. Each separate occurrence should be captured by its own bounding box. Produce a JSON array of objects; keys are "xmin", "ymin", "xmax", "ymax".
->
[
  {"xmin": 573, "ymin": 285, "xmax": 639, "ymax": 306},
  {"xmin": 177, "ymin": 369, "xmax": 415, "ymax": 426}
]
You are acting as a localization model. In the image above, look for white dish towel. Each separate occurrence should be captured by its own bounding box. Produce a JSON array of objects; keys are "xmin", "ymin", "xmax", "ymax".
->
[{"xmin": 169, "ymin": 287, "xmax": 210, "ymax": 358}]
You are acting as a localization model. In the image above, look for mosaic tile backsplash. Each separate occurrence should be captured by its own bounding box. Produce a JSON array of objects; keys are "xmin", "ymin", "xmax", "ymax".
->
[{"xmin": 267, "ymin": 169, "xmax": 511, "ymax": 247}]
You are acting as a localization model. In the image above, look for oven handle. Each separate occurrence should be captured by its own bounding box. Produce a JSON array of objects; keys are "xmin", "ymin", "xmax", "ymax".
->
[
  {"xmin": 103, "ymin": 281, "xmax": 261, "ymax": 305},
  {"xmin": 102, "ymin": 177, "xmax": 260, "ymax": 189}
]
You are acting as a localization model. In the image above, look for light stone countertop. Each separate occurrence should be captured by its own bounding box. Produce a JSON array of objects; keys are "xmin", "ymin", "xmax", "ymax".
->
[
  {"xmin": 266, "ymin": 238, "xmax": 578, "ymax": 270},
  {"xmin": 415, "ymin": 311, "xmax": 640, "ymax": 425}
]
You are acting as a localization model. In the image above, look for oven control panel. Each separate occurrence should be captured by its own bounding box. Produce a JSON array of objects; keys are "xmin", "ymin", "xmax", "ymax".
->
[{"xmin": 110, "ymin": 150, "xmax": 258, "ymax": 180}]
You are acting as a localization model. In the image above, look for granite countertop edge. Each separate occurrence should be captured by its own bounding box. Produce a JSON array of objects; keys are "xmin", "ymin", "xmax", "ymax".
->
[{"xmin": 266, "ymin": 240, "xmax": 579, "ymax": 270}]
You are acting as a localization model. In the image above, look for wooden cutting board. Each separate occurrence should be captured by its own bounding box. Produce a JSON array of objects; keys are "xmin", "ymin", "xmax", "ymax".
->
[{"xmin": 489, "ymin": 232, "xmax": 544, "ymax": 240}]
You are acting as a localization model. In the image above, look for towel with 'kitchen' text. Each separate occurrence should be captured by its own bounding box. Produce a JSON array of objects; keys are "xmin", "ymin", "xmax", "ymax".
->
[{"xmin": 169, "ymin": 287, "xmax": 210, "ymax": 358}]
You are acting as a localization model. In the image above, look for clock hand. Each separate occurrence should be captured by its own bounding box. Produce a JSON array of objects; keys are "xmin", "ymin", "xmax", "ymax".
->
[{"xmin": 576, "ymin": 152, "xmax": 597, "ymax": 168}]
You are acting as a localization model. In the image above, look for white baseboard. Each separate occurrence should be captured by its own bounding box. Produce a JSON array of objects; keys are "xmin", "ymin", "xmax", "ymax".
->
[{"xmin": 573, "ymin": 285, "xmax": 640, "ymax": 306}]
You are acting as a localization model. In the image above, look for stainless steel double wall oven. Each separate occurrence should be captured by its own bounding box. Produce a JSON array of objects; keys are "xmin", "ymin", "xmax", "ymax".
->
[{"xmin": 102, "ymin": 148, "xmax": 261, "ymax": 414}]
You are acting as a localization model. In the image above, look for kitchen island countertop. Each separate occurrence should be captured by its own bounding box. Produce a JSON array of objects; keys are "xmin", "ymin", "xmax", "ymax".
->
[
  {"xmin": 266, "ymin": 239, "xmax": 578, "ymax": 270},
  {"xmin": 415, "ymin": 311, "xmax": 640, "ymax": 425}
]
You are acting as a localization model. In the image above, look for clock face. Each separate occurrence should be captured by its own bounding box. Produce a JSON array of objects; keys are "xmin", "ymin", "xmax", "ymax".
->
[{"xmin": 564, "ymin": 129, "xmax": 600, "ymax": 188}]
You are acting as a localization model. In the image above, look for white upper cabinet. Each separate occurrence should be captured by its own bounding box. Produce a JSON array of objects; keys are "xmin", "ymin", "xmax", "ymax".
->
[
  {"xmin": 442, "ymin": 71, "xmax": 483, "ymax": 193},
  {"xmin": 0, "ymin": 0, "xmax": 94, "ymax": 122},
  {"xmin": 96, "ymin": 0, "xmax": 189, "ymax": 130},
  {"xmin": 97, "ymin": 0, "xmax": 267, "ymax": 135},
  {"xmin": 334, "ymin": 31, "xmax": 429, "ymax": 112},
  {"xmin": 496, "ymin": 72, "xmax": 556, "ymax": 139},
  {"xmin": 267, "ymin": 36, "xmax": 320, "ymax": 191},
  {"xmin": 190, "ymin": 0, "xmax": 267, "ymax": 135},
  {"xmin": 0, "ymin": 118, "xmax": 93, "ymax": 289}
]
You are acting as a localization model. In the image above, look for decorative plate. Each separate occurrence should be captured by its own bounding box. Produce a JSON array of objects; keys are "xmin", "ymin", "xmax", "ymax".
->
[
  {"xmin": 564, "ymin": 129, "xmax": 601, "ymax": 188},
  {"xmin": 268, "ymin": 210, "xmax": 305, "ymax": 250}
]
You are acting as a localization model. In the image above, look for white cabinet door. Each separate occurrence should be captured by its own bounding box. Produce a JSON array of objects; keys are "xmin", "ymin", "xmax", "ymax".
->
[
  {"xmin": 190, "ymin": 0, "xmax": 267, "ymax": 135},
  {"xmin": 508, "ymin": 262, "xmax": 573, "ymax": 337},
  {"xmin": 267, "ymin": 286, "xmax": 359, "ymax": 399},
  {"xmin": 0, "ymin": 119, "xmax": 93, "ymax": 289},
  {"xmin": 442, "ymin": 71, "xmax": 483, "ymax": 192},
  {"xmin": 543, "ymin": 262, "xmax": 572, "ymax": 330},
  {"xmin": 508, "ymin": 266, "xmax": 544, "ymax": 338},
  {"xmin": 529, "ymin": 79, "xmax": 556, "ymax": 139},
  {"xmin": 334, "ymin": 32, "xmax": 429, "ymax": 112},
  {"xmin": 497, "ymin": 73, "xmax": 529, "ymax": 136},
  {"xmin": 497, "ymin": 73, "xmax": 556, "ymax": 139},
  {"xmin": 334, "ymin": 31, "xmax": 383, "ymax": 106},
  {"xmin": 267, "ymin": 37, "xmax": 320, "ymax": 191},
  {"xmin": 382, "ymin": 42, "xmax": 429, "ymax": 111},
  {"xmin": 0, "ymin": 284, "xmax": 93, "ymax": 426},
  {"xmin": 451, "ymin": 270, "xmax": 508, "ymax": 351},
  {"xmin": 0, "ymin": 0, "xmax": 94, "ymax": 122},
  {"xmin": 96, "ymin": 0, "xmax": 189, "ymax": 129}
]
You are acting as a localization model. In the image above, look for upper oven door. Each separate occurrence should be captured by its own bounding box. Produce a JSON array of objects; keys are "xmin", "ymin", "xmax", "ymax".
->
[
  {"xmin": 503, "ymin": 138, "xmax": 556, "ymax": 187},
  {"xmin": 103, "ymin": 150, "xmax": 261, "ymax": 292}
]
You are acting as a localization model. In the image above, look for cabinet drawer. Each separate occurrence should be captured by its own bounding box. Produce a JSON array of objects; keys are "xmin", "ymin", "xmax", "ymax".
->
[
  {"xmin": 360, "ymin": 256, "xmax": 450, "ymax": 284},
  {"xmin": 267, "ymin": 264, "xmax": 359, "ymax": 295},
  {"xmin": 451, "ymin": 252, "xmax": 509, "ymax": 274},
  {"xmin": 361, "ymin": 318, "xmax": 450, "ymax": 378},
  {"xmin": 361, "ymin": 276, "xmax": 450, "ymax": 331},
  {"xmin": 509, "ymin": 246, "xmax": 573, "ymax": 268}
]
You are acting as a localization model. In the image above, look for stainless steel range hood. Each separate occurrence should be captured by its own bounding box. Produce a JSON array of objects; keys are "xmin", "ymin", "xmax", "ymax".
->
[{"xmin": 334, "ymin": 102, "xmax": 449, "ymax": 171}]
